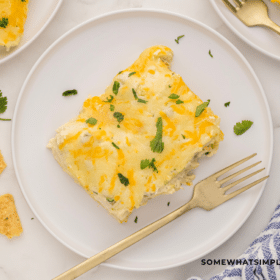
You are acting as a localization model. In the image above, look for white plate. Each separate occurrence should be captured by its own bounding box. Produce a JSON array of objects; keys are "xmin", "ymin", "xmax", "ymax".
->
[
  {"xmin": 0, "ymin": 0, "xmax": 63, "ymax": 64},
  {"xmin": 12, "ymin": 10, "xmax": 273, "ymax": 271},
  {"xmin": 210, "ymin": 0, "xmax": 280, "ymax": 60}
]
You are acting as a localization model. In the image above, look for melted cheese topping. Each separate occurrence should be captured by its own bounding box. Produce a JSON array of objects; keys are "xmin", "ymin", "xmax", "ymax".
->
[
  {"xmin": 0, "ymin": 0, "xmax": 29, "ymax": 50},
  {"xmin": 0, "ymin": 194, "xmax": 23, "ymax": 239},
  {"xmin": 0, "ymin": 150, "xmax": 6, "ymax": 174},
  {"xmin": 48, "ymin": 45, "xmax": 224, "ymax": 219}
]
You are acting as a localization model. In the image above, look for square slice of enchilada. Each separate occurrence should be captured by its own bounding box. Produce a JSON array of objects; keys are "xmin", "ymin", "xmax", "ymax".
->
[{"xmin": 47, "ymin": 45, "xmax": 224, "ymax": 223}]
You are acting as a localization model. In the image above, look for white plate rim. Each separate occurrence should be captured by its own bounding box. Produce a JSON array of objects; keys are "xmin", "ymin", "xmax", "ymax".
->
[
  {"xmin": 0, "ymin": 0, "xmax": 64, "ymax": 65},
  {"xmin": 11, "ymin": 8, "xmax": 274, "ymax": 271},
  {"xmin": 210, "ymin": 0, "xmax": 280, "ymax": 61}
]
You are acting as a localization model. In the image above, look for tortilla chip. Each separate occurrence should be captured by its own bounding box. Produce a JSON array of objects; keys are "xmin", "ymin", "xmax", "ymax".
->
[
  {"xmin": 0, "ymin": 194, "xmax": 23, "ymax": 239},
  {"xmin": 0, "ymin": 151, "xmax": 7, "ymax": 175}
]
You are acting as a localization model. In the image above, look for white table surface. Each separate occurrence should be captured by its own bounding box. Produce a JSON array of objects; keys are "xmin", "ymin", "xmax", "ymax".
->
[{"xmin": 1, "ymin": 0, "xmax": 280, "ymax": 279}]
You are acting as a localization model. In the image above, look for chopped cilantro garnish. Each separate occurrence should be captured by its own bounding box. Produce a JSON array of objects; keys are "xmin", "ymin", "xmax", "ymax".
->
[
  {"xmin": 118, "ymin": 71, "xmax": 123, "ymax": 74},
  {"xmin": 117, "ymin": 124, "xmax": 120, "ymax": 128},
  {"xmin": 113, "ymin": 112, "xmax": 124, "ymax": 123},
  {"xmin": 137, "ymin": 99, "xmax": 148, "ymax": 104},
  {"xmin": 118, "ymin": 173, "xmax": 129, "ymax": 186},
  {"xmin": 132, "ymin": 88, "xmax": 138, "ymax": 100},
  {"xmin": 140, "ymin": 158, "xmax": 158, "ymax": 172},
  {"xmin": 234, "ymin": 120, "xmax": 253, "ymax": 135},
  {"xmin": 0, "ymin": 90, "xmax": 8, "ymax": 114},
  {"xmin": 150, "ymin": 117, "xmax": 164, "ymax": 153},
  {"xmin": 224, "ymin": 102, "xmax": 230, "ymax": 107},
  {"xmin": 168, "ymin": 85, "xmax": 172, "ymax": 88},
  {"xmin": 205, "ymin": 152, "xmax": 210, "ymax": 155},
  {"xmin": 31, "ymin": 217, "xmax": 34, "ymax": 220},
  {"xmin": 86, "ymin": 118, "xmax": 97, "ymax": 125},
  {"xmin": 110, "ymin": 104, "xmax": 115, "ymax": 111},
  {"xmin": 0, "ymin": 90, "xmax": 11, "ymax": 121},
  {"xmin": 106, "ymin": 198, "xmax": 114, "ymax": 202},
  {"xmin": 167, "ymin": 202, "xmax": 170, "ymax": 206},
  {"xmin": 0, "ymin": 18, "xmax": 8, "ymax": 28},
  {"xmin": 128, "ymin": 72, "xmax": 136, "ymax": 77},
  {"xmin": 209, "ymin": 50, "xmax": 213, "ymax": 58},
  {"xmin": 134, "ymin": 216, "xmax": 138, "ymax": 223},
  {"xmin": 62, "ymin": 89, "xmax": 77, "ymax": 96},
  {"xmin": 112, "ymin": 142, "xmax": 120, "ymax": 149},
  {"xmin": 176, "ymin": 99, "xmax": 184, "ymax": 104},
  {"xmin": 182, "ymin": 134, "xmax": 186, "ymax": 139},
  {"xmin": 168, "ymin": 93, "xmax": 179, "ymax": 99},
  {"xmin": 113, "ymin": 81, "xmax": 120, "ymax": 95},
  {"xmin": 104, "ymin": 95, "xmax": 114, "ymax": 103},
  {"xmin": 175, "ymin": 35, "xmax": 184, "ymax": 44},
  {"xmin": 195, "ymin": 99, "xmax": 210, "ymax": 117}
]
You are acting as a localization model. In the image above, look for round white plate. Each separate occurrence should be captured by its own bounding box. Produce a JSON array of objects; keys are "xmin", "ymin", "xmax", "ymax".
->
[
  {"xmin": 210, "ymin": 0, "xmax": 280, "ymax": 60},
  {"xmin": 0, "ymin": 0, "xmax": 63, "ymax": 64},
  {"xmin": 12, "ymin": 10, "xmax": 273, "ymax": 271}
]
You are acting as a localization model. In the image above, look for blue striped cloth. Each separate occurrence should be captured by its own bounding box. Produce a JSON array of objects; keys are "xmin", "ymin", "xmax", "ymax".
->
[{"xmin": 188, "ymin": 203, "xmax": 280, "ymax": 280}]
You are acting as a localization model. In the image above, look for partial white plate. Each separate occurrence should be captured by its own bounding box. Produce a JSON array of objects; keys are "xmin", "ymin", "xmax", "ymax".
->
[
  {"xmin": 210, "ymin": 0, "xmax": 280, "ymax": 60},
  {"xmin": 0, "ymin": 0, "xmax": 63, "ymax": 64},
  {"xmin": 12, "ymin": 10, "xmax": 273, "ymax": 271}
]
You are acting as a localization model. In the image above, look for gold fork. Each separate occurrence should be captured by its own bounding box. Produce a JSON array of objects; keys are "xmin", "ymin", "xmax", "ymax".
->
[
  {"xmin": 53, "ymin": 153, "xmax": 268, "ymax": 280},
  {"xmin": 222, "ymin": 0, "xmax": 280, "ymax": 35}
]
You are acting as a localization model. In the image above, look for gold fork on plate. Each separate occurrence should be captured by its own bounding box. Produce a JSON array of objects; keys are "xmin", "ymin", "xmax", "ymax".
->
[
  {"xmin": 222, "ymin": 0, "xmax": 280, "ymax": 35},
  {"xmin": 53, "ymin": 153, "xmax": 268, "ymax": 280}
]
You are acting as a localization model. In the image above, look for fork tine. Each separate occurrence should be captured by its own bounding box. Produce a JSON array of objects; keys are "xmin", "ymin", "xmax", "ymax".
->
[
  {"xmin": 222, "ymin": 168, "xmax": 265, "ymax": 192},
  {"xmin": 224, "ymin": 175, "xmax": 269, "ymax": 201},
  {"xmin": 211, "ymin": 153, "xmax": 257, "ymax": 179},
  {"xmin": 219, "ymin": 161, "xmax": 261, "ymax": 185},
  {"xmin": 232, "ymin": 0, "xmax": 242, "ymax": 7},
  {"xmin": 221, "ymin": 0, "xmax": 237, "ymax": 13}
]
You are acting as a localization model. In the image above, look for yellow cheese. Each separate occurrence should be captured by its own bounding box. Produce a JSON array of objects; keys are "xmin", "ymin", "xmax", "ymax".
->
[
  {"xmin": 48, "ymin": 45, "xmax": 224, "ymax": 222},
  {"xmin": 0, "ymin": 194, "xmax": 23, "ymax": 239},
  {"xmin": 0, "ymin": 0, "xmax": 29, "ymax": 50}
]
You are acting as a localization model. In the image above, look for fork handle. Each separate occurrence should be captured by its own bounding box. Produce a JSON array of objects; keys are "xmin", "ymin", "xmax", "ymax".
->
[
  {"xmin": 261, "ymin": 18, "xmax": 280, "ymax": 35},
  {"xmin": 53, "ymin": 199, "xmax": 198, "ymax": 280}
]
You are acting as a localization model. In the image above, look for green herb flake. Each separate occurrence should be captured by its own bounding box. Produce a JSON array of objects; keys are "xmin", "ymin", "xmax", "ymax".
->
[
  {"xmin": 234, "ymin": 120, "xmax": 253, "ymax": 135},
  {"xmin": 175, "ymin": 35, "xmax": 184, "ymax": 44},
  {"xmin": 117, "ymin": 124, "xmax": 120, "ymax": 128},
  {"xmin": 168, "ymin": 85, "xmax": 172, "ymax": 88},
  {"xmin": 205, "ymin": 152, "xmax": 210, "ymax": 155},
  {"xmin": 167, "ymin": 202, "xmax": 170, "ymax": 206},
  {"xmin": 224, "ymin": 102, "xmax": 230, "ymax": 107},
  {"xmin": 118, "ymin": 173, "xmax": 129, "ymax": 186},
  {"xmin": 176, "ymin": 99, "xmax": 184, "ymax": 104},
  {"xmin": 31, "ymin": 218, "xmax": 34, "ymax": 220},
  {"xmin": 134, "ymin": 216, "xmax": 138, "ymax": 223},
  {"xmin": 113, "ymin": 112, "xmax": 124, "ymax": 123},
  {"xmin": 110, "ymin": 104, "xmax": 115, "ymax": 111},
  {"xmin": 62, "ymin": 89, "xmax": 78, "ymax": 96},
  {"xmin": 150, "ymin": 117, "xmax": 164, "ymax": 153},
  {"xmin": 132, "ymin": 88, "xmax": 138, "ymax": 100},
  {"xmin": 0, "ymin": 18, "xmax": 8, "ymax": 28},
  {"xmin": 0, "ymin": 90, "xmax": 11, "ymax": 121},
  {"xmin": 118, "ymin": 71, "xmax": 123, "ymax": 74},
  {"xmin": 168, "ymin": 93, "xmax": 179, "ymax": 99},
  {"xmin": 86, "ymin": 118, "xmax": 98, "ymax": 125},
  {"xmin": 112, "ymin": 142, "xmax": 120, "ymax": 149},
  {"xmin": 104, "ymin": 95, "xmax": 114, "ymax": 103},
  {"xmin": 195, "ymin": 99, "xmax": 210, "ymax": 117},
  {"xmin": 137, "ymin": 99, "xmax": 148, "ymax": 104},
  {"xmin": 209, "ymin": 50, "xmax": 213, "ymax": 58},
  {"xmin": 182, "ymin": 134, "xmax": 186, "ymax": 139},
  {"xmin": 128, "ymin": 72, "xmax": 136, "ymax": 77},
  {"xmin": 0, "ymin": 90, "xmax": 8, "ymax": 114},
  {"xmin": 106, "ymin": 198, "xmax": 114, "ymax": 203},
  {"xmin": 113, "ymin": 81, "xmax": 120, "ymax": 95},
  {"xmin": 141, "ymin": 158, "xmax": 158, "ymax": 173}
]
